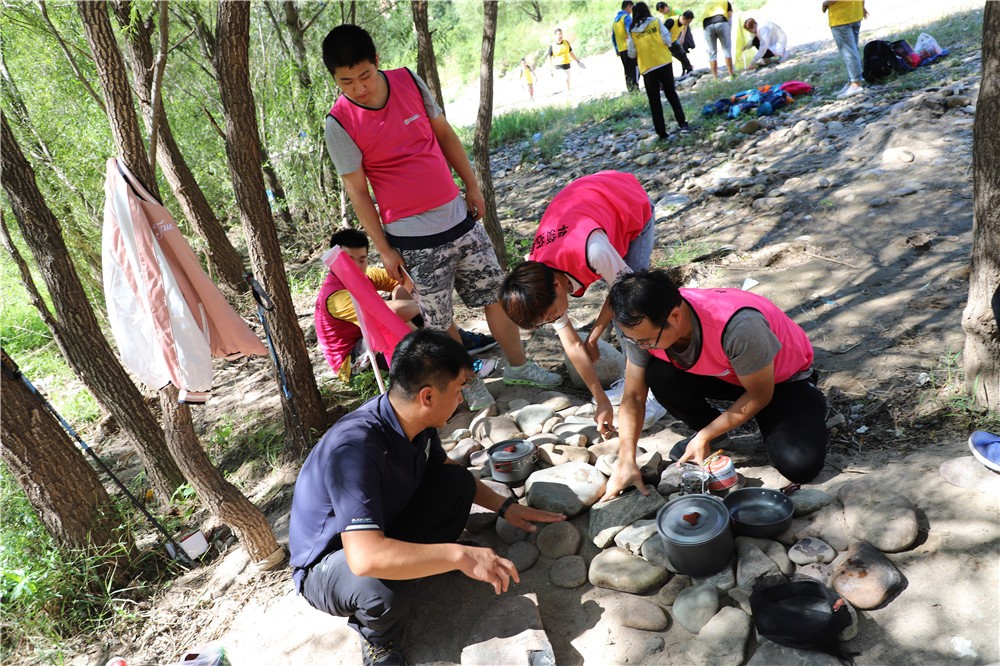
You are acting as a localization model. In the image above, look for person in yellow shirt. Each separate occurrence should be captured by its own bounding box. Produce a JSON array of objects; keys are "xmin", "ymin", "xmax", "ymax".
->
[
  {"xmin": 519, "ymin": 58, "xmax": 536, "ymax": 101},
  {"xmin": 547, "ymin": 28, "xmax": 584, "ymax": 94},
  {"xmin": 612, "ymin": 1, "xmax": 639, "ymax": 92},
  {"xmin": 655, "ymin": 3, "xmax": 694, "ymax": 76},
  {"xmin": 627, "ymin": 2, "xmax": 689, "ymax": 139},
  {"xmin": 823, "ymin": 0, "xmax": 868, "ymax": 98},
  {"xmin": 702, "ymin": 1, "xmax": 735, "ymax": 79}
]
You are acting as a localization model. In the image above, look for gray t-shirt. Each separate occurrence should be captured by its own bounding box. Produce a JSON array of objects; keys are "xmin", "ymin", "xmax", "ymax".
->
[
  {"xmin": 625, "ymin": 306, "xmax": 811, "ymax": 382},
  {"xmin": 325, "ymin": 69, "xmax": 466, "ymax": 238}
]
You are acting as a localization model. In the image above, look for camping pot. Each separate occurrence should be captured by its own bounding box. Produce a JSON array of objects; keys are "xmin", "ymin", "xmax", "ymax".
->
[
  {"xmin": 724, "ymin": 487, "xmax": 794, "ymax": 538},
  {"xmin": 488, "ymin": 439, "xmax": 538, "ymax": 484},
  {"xmin": 656, "ymin": 494, "xmax": 734, "ymax": 577}
]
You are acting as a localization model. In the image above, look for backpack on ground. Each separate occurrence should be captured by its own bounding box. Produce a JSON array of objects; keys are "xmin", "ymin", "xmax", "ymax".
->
[{"xmin": 862, "ymin": 39, "xmax": 914, "ymax": 83}]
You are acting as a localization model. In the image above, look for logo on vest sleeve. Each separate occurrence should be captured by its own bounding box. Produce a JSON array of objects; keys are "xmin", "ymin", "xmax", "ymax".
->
[
  {"xmin": 714, "ymin": 370, "xmax": 732, "ymax": 377},
  {"xmin": 403, "ymin": 114, "xmax": 420, "ymax": 125}
]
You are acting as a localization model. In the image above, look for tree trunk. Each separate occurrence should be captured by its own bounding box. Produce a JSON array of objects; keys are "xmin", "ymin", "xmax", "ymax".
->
[
  {"xmin": 261, "ymin": 145, "xmax": 295, "ymax": 231},
  {"xmin": 1, "ymin": 112, "xmax": 185, "ymax": 504},
  {"xmin": 1, "ymin": 349, "xmax": 126, "ymax": 565},
  {"xmin": 159, "ymin": 384, "xmax": 280, "ymax": 562},
  {"xmin": 281, "ymin": 1, "xmax": 313, "ymax": 90},
  {"xmin": 215, "ymin": 0, "xmax": 326, "ymax": 452},
  {"xmin": 963, "ymin": 1, "xmax": 1000, "ymax": 410},
  {"xmin": 472, "ymin": 0, "xmax": 506, "ymax": 270},
  {"xmin": 411, "ymin": 0, "xmax": 445, "ymax": 112},
  {"xmin": 110, "ymin": 0, "xmax": 247, "ymax": 293}
]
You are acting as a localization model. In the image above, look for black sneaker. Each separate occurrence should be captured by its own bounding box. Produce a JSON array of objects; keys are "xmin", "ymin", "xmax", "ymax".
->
[
  {"xmin": 360, "ymin": 636, "xmax": 406, "ymax": 666},
  {"xmin": 459, "ymin": 328, "xmax": 498, "ymax": 354}
]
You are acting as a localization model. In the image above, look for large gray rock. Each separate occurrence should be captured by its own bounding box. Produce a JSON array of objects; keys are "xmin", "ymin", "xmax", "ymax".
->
[
  {"xmin": 639, "ymin": 533, "xmax": 677, "ymax": 571},
  {"xmin": 692, "ymin": 562, "xmax": 736, "ymax": 593},
  {"xmin": 535, "ymin": 521, "xmax": 581, "ymax": 559},
  {"xmin": 747, "ymin": 638, "xmax": 843, "ymax": 666},
  {"xmin": 505, "ymin": 541, "xmax": 540, "ymax": 572},
  {"xmin": 474, "ymin": 416, "xmax": 522, "ymax": 444},
  {"xmin": 614, "ymin": 518, "xmax": 659, "ymax": 554},
  {"xmin": 589, "ymin": 485, "xmax": 665, "ymax": 548},
  {"xmin": 736, "ymin": 543, "xmax": 781, "ymax": 590},
  {"xmin": 939, "ymin": 457, "xmax": 1000, "ymax": 498},
  {"xmin": 838, "ymin": 479, "xmax": 919, "ymax": 552},
  {"xmin": 588, "ymin": 547, "xmax": 671, "ymax": 594},
  {"xmin": 552, "ymin": 420, "xmax": 600, "ymax": 446},
  {"xmin": 515, "ymin": 405, "xmax": 556, "ymax": 436},
  {"xmin": 459, "ymin": 593, "xmax": 554, "ymax": 666},
  {"xmin": 525, "ymin": 462, "xmax": 607, "ymax": 517},
  {"xmin": 830, "ymin": 541, "xmax": 905, "ymax": 609},
  {"xmin": 791, "ymin": 488, "xmax": 837, "ymax": 517},
  {"xmin": 655, "ymin": 574, "xmax": 689, "ymax": 606},
  {"xmin": 565, "ymin": 336, "xmax": 625, "ymax": 390},
  {"xmin": 448, "ymin": 438, "xmax": 483, "ymax": 466},
  {"xmin": 550, "ymin": 555, "xmax": 588, "ymax": 589},
  {"xmin": 672, "ymin": 582, "xmax": 719, "ymax": 634},
  {"xmin": 781, "ymin": 504, "xmax": 850, "ymax": 551},
  {"xmin": 621, "ymin": 597, "xmax": 670, "ymax": 631},
  {"xmin": 685, "ymin": 607, "xmax": 752, "ymax": 666},
  {"xmin": 496, "ymin": 515, "xmax": 529, "ymax": 545},
  {"xmin": 538, "ymin": 391, "xmax": 573, "ymax": 412},
  {"xmin": 795, "ymin": 562, "xmax": 834, "ymax": 585}
]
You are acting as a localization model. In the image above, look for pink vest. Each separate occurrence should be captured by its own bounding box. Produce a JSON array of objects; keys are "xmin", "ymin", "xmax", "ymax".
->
[
  {"xmin": 314, "ymin": 271, "xmax": 362, "ymax": 374},
  {"xmin": 651, "ymin": 288, "xmax": 814, "ymax": 385},
  {"xmin": 528, "ymin": 171, "xmax": 651, "ymax": 296},
  {"xmin": 328, "ymin": 68, "xmax": 459, "ymax": 224}
]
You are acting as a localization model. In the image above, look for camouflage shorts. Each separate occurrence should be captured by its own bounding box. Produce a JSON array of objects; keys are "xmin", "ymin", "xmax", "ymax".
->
[{"xmin": 399, "ymin": 223, "xmax": 505, "ymax": 330}]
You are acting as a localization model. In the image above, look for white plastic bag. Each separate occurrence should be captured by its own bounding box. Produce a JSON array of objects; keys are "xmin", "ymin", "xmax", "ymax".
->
[{"xmin": 914, "ymin": 32, "xmax": 943, "ymax": 61}]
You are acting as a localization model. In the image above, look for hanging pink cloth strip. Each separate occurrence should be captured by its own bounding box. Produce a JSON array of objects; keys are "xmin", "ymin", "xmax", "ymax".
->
[{"xmin": 322, "ymin": 246, "xmax": 410, "ymax": 366}]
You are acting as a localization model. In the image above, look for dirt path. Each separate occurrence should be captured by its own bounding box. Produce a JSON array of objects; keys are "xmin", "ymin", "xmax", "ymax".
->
[{"xmin": 68, "ymin": 2, "xmax": 998, "ymax": 665}]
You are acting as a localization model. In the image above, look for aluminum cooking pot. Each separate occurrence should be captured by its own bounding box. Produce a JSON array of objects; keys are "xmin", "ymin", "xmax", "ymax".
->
[
  {"xmin": 656, "ymin": 494, "xmax": 734, "ymax": 577},
  {"xmin": 723, "ymin": 487, "xmax": 794, "ymax": 538},
  {"xmin": 487, "ymin": 439, "xmax": 538, "ymax": 484}
]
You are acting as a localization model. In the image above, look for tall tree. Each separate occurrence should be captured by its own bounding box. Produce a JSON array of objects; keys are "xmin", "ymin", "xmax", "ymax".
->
[
  {"xmin": 963, "ymin": 0, "xmax": 1000, "ymax": 410},
  {"xmin": 215, "ymin": 0, "xmax": 326, "ymax": 452},
  {"xmin": 110, "ymin": 0, "xmax": 247, "ymax": 293},
  {"xmin": 77, "ymin": 1, "xmax": 282, "ymax": 565},
  {"xmin": 411, "ymin": 0, "xmax": 445, "ymax": 111},
  {"xmin": 472, "ymin": 0, "xmax": 506, "ymax": 270},
  {"xmin": 1, "ymin": 349, "xmax": 127, "ymax": 571},
  {"xmin": 1, "ymin": 112, "xmax": 185, "ymax": 504}
]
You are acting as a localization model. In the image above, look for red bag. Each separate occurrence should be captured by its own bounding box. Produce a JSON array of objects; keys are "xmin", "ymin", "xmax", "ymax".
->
[
  {"xmin": 777, "ymin": 80, "xmax": 813, "ymax": 96},
  {"xmin": 891, "ymin": 39, "xmax": 921, "ymax": 68}
]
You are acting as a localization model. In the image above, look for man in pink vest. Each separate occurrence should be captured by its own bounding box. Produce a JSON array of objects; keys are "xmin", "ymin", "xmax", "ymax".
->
[
  {"xmin": 600, "ymin": 270, "xmax": 828, "ymax": 500},
  {"xmin": 498, "ymin": 171, "xmax": 656, "ymax": 436},
  {"xmin": 322, "ymin": 25, "xmax": 560, "ymax": 412}
]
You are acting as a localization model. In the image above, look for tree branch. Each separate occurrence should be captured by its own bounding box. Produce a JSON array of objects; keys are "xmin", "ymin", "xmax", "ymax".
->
[
  {"xmin": 301, "ymin": 2, "xmax": 328, "ymax": 32},
  {"xmin": 147, "ymin": 0, "xmax": 169, "ymax": 177},
  {"xmin": 36, "ymin": 0, "xmax": 107, "ymax": 113}
]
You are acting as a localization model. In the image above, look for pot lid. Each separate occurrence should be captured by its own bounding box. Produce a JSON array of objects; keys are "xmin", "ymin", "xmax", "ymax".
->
[
  {"xmin": 657, "ymin": 494, "xmax": 730, "ymax": 545},
  {"xmin": 488, "ymin": 439, "xmax": 535, "ymax": 462}
]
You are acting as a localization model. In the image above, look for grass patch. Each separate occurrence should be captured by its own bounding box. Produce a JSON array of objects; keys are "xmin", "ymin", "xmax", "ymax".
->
[{"xmin": 657, "ymin": 240, "xmax": 715, "ymax": 268}]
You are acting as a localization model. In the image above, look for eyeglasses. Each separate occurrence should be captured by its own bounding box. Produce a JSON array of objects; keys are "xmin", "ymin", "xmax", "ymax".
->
[{"xmin": 623, "ymin": 318, "xmax": 667, "ymax": 349}]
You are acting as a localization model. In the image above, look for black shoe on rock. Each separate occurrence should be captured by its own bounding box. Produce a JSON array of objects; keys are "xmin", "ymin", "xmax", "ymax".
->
[{"xmin": 361, "ymin": 636, "xmax": 406, "ymax": 666}]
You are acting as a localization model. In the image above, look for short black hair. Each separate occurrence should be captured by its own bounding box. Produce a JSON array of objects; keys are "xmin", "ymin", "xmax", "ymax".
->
[
  {"xmin": 655, "ymin": 2, "xmax": 667, "ymax": 11},
  {"xmin": 610, "ymin": 270, "xmax": 683, "ymax": 328},
  {"xmin": 682, "ymin": 10, "xmax": 695, "ymax": 19},
  {"xmin": 330, "ymin": 227, "xmax": 368, "ymax": 250},
  {"xmin": 498, "ymin": 262, "xmax": 557, "ymax": 329},
  {"xmin": 389, "ymin": 329, "xmax": 473, "ymax": 399},
  {"xmin": 322, "ymin": 25, "xmax": 377, "ymax": 76},
  {"xmin": 623, "ymin": 1, "xmax": 635, "ymax": 9}
]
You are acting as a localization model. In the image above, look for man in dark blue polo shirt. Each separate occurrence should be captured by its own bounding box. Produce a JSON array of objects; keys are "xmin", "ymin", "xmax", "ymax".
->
[{"xmin": 289, "ymin": 330, "xmax": 565, "ymax": 666}]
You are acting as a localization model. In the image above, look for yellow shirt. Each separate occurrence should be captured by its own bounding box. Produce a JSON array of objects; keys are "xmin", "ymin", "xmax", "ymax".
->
[
  {"xmin": 632, "ymin": 19, "xmax": 672, "ymax": 74},
  {"xmin": 666, "ymin": 14, "xmax": 683, "ymax": 43},
  {"xmin": 521, "ymin": 63, "xmax": 535, "ymax": 85},
  {"xmin": 828, "ymin": 0, "xmax": 864, "ymax": 27},
  {"xmin": 613, "ymin": 14, "xmax": 630, "ymax": 52},
  {"xmin": 550, "ymin": 40, "xmax": 572, "ymax": 65},
  {"xmin": 705, "ymin": 1, "xmax": 730, "ymax": 19}
]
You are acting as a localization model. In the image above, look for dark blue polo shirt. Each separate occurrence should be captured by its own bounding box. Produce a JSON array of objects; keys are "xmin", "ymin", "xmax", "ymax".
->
[{"xmin": 288, "ymin": 393, "xmax": 446, "ymax": 592}]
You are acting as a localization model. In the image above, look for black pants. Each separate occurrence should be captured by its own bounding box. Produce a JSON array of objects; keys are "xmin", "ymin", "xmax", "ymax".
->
[
  {"xmin": 647, "ymin": 358, "xmax": 828, "ymax": 482},
  {"xmin": 669, "ymin": 42, "xmax": 693, "ymax": 73},
  {"xmin": 618, "ymin": 50, "xmax": 638, "ymax": 91},
  {"xmin": 300, "ymin": 464, "xmax": 476, "ymax": 645},
  {"xmin": 751, "ymin": 36, "xmax": 775, "ymax": 60},
  {"xmin": 642, "ymin": 66, "xmax": 687, "ymax": 138}
]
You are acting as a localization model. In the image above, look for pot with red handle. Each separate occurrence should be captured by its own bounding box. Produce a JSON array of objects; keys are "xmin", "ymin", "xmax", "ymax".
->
[
  {"xmin": 655, "ymin": 494, "xmax": 734, "ymax": 576},
  {"xmin": 487, "ymin": 439, "xmax": 538, "ymax": 484}
]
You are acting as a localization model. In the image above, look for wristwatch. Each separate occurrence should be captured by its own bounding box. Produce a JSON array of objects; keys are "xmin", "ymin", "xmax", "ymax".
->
[{"xmin": 498, "ymin": 496, "xmax": 518, "ymax": 519}]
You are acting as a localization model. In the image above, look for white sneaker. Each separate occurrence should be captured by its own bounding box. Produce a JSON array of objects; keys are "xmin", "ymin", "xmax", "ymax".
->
[
  {"xmin": 837, "ymin": 84, "xmax": 864, "ymax": 99},
  {"xmin": 503, "ymin": 360, "xmax": 562, "ymax": 388},
  {"xmin": 595, "ymin": 378, "xmax": 626, "ymax": 407},
  {"xmin": 463, "ymin": 376, "xmax": 496, "ymax": 412},
  {"xmin": 642, "ymin": 392, "xmax": 668, "ymax": 431}
]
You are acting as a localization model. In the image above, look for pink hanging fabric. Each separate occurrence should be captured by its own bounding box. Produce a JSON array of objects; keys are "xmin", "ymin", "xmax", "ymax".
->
[{"xmin": 322, "ymin": 246, "xmax": 410, "ymax": 366}]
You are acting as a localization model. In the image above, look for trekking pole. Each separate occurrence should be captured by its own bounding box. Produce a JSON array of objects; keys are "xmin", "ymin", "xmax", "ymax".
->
[
  {"xmin": 1, "ymin": 350, "xmax": 192, "ymax": 565},
  {"xmin": 243, "ymin": 272, "xmax": 308, "ymax": 447}
]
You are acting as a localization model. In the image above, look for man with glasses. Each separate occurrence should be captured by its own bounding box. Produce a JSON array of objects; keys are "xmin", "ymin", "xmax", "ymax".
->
[
  {"xmin": 498, "ymin": 171, "xmax": 661, "ymax": 437},
  {"xmin": 599, "ymin": 270, "xmax": 828, "ymax": 502}
]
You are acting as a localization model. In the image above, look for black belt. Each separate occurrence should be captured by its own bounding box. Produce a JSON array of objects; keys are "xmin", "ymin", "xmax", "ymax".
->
[{"xmin": 386, "ymin": 215, "xmax": 475, "ymax": 251}]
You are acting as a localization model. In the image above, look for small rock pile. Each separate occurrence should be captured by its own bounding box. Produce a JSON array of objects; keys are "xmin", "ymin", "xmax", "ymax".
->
[{"xmin": 444, "ymin": 395, "xmax": 920, "ymax": 664}]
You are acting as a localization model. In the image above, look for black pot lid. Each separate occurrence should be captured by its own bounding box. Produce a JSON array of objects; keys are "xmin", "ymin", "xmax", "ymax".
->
[
  {"xmin": 489, "ymin": 439, "xmax": 535, "ymax": 462},
  {"xmin": 657, "ymin": 494, "xmax": 730, "ymax": 545}
]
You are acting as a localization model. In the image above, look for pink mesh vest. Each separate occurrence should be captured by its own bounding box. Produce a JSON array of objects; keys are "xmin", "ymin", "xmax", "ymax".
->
[
  {"xmin": 528, "ymin": 171, "xmax": 650, "ymax": 296},
  {"xmin": 314, "ymin": 270, "xmax": 361, "ymax": 374},
  {"xmin": 329, "ymin": 68, "xmax": 459, "ymax": 224},
  {"xmin": 650, "ymin": 288, "xmax": 814, "ymax": 385}
]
